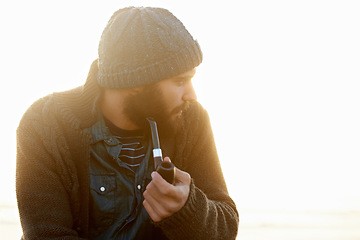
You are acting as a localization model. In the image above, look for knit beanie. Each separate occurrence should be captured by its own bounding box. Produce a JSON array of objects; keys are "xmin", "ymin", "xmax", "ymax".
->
[{"xmin": 97, "ymin": 7, "xmax": 203, "ymax": 89}]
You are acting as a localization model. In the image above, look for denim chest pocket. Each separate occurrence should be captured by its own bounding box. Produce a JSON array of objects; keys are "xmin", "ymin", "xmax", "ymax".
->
[{"xmin": 90, "ymin": 174, "xmax": 117, "ymax": 227}]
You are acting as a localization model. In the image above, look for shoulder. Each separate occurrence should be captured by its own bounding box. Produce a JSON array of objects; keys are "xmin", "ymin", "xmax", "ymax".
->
[
  {"xmin": 17, "ymin": 87, "xmax": 83, "ymax": 133},
  {"xmin": 17, "ymin": 94, "xmax": 52, "ymax": 132}
]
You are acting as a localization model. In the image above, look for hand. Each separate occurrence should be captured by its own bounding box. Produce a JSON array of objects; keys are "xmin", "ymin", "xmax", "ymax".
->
[{"xmin": 143, "ymin": 157, "xmax": 191, "ymax": 222}]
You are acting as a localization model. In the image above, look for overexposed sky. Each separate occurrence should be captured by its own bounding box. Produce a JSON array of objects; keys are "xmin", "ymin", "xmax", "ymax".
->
[{"xmin": 1, "ymin": 0, "xmax": 359, "ymax": 212}]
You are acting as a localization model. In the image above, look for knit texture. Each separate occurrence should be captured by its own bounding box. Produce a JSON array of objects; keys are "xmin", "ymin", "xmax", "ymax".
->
[
  {"xmin": 16, "ymin": 60, "xmax": 238, "ymax": 239},
  {"xmin": 97, "ymin": 7, "xmax": 203, "ymax": 89}
]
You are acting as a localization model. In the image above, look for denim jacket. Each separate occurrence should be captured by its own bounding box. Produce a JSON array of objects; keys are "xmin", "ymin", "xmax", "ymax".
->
[{"xmin": 85, "ymin": 115, "xmax": 167, "ymax": 239}]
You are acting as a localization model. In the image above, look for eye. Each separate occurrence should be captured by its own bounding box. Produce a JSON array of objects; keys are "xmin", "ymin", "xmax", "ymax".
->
[
  {"xmin": 174, "ymin": 78, "xmax": 190, "ymax": 86},
  {"xmin": 176, "ymin": 79, "xmax": 186, "ymax": 86}
]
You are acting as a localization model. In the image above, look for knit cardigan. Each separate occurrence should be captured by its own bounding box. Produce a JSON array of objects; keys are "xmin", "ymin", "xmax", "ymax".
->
[{"xmin": 16, "ymin": 60, "xmax": 239, "ymax": 239}]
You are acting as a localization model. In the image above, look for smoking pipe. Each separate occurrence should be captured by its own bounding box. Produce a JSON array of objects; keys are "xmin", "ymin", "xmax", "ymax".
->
[{"xmin": 147, "ymin": 118, "xmax": 175, "ymax": 184}]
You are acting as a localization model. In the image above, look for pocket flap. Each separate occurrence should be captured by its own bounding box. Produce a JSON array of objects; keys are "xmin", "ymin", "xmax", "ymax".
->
[{"xmin": 91, "ymin": 174, "xmax": 116, "ymax": 195}]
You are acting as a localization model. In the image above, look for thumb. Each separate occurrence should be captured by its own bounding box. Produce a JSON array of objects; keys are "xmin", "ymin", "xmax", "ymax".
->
[
  {"xmin": 174, "ymin": 167, "xmax": 191, "ymax": 185},
  {"xmin": 164, "ymin": 156, "xmax": 172, "ymax": 162}
]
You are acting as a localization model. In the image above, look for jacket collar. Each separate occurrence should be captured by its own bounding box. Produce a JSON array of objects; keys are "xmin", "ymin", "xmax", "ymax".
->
[{"xmin": 51, "ymin": 59, "xmax": 101, "ymax": 130}]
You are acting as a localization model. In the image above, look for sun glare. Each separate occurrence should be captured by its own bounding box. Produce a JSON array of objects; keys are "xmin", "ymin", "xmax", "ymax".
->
[{"xmin": 1, "ymin": 0, "xmax": 360, "ymax": 239}]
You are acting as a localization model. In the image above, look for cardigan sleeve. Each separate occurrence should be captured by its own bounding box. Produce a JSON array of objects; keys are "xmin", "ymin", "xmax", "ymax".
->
[
  {"xmin": 16, "ymin": 103, "xmax": 86, "ymax": 240},
  {"xmin": 154, "ymin": 103, "xmax": 239, "ymax": 240}
]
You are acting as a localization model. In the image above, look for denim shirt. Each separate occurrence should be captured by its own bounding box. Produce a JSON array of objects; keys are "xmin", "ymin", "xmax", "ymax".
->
[{"xmin": 85, "ymin": 114, "xmax": 165, "ymax": 239}]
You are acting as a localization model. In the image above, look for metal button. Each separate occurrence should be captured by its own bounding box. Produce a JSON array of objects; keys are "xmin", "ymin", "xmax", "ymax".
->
[
  {"xmin": 100, "ymin": 186, "xmax": 106, "ymax": 192},
  {"xmin": 137, "ymin": 185, "xmax": 141, "ymax": 190}
]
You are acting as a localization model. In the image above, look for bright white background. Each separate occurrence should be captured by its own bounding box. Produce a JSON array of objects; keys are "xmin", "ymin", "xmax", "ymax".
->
[{"xmin": 1, "ymin": 0, "xmax": 360, "ymax": 238}]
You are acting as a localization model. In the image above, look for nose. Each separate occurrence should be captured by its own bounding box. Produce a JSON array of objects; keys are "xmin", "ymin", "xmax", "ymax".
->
[{"xmin": 183, "ymin": 82, "xmax": 197, "ymax": 102}]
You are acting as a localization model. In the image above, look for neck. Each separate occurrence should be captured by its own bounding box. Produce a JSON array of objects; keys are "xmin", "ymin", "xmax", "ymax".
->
[{"xmin": 100, "ymin": 88, "xmax": 140, "ymax": 130}]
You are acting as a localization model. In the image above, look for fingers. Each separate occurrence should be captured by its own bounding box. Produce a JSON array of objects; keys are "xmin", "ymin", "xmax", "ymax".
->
[
  {"xmin": 143, "ymin": 172, "xmax": 177, "ymax": 222},
  {"xmin": 143, "ymin": 184, "xmax": 179, "ymax": 218},
  {"xmin": 143, "ymin": 157, "xmax": 192, "ymax": 222},
  {"xmin": 146, "ymin": 172, "xmax": 174, "ymax": 201},
  {"xmin": 143, "ymin": 199, "xmax": 162, "ymax": 222}
]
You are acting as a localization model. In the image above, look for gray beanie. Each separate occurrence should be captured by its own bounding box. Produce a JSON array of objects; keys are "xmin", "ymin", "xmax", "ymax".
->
[{"xmin": 97, "ymin": 7, "xmax": 203, "ymax": 89}]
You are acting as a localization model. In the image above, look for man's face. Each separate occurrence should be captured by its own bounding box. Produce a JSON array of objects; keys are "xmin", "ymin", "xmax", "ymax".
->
[{"xmin": 124, "ymin": 68, "xmax": 197, "ymax": 135}]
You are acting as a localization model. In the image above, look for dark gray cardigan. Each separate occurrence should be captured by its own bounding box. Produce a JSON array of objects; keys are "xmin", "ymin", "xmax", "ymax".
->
[{"xmin": 16, "ymin": 60, "xmax": 239, "ymax": 239}]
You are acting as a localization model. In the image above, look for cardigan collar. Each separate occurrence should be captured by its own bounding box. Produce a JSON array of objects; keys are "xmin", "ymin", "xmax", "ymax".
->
[{"xmin": 51, "ymin": 59, "xmax": 101, "ymax": 130}]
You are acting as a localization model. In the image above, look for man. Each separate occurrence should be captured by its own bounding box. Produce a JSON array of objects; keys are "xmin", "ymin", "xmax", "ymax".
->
[{"xmin": 16, "ymin": 7, "xmax": 239, "ymax": 239}]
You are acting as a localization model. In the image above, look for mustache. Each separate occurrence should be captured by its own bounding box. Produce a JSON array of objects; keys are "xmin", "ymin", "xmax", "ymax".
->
[{"xmin": 171, "ymin": 101, "xmax": 191, "ymax": 115}]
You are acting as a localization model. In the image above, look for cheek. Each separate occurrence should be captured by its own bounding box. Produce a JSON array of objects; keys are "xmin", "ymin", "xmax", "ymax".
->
[{"xmin": 163, "ymin": 88, "xmax": 183, "ymax": 108}]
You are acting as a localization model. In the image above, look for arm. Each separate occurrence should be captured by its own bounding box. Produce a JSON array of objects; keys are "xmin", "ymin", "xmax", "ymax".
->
[
  {"xmin": 145, "ymin": 104, "xmax": 239, "ymax": 240},
  {"xmin": 16, "ymin": 107, "xmax": 85, "ymax": 239}
]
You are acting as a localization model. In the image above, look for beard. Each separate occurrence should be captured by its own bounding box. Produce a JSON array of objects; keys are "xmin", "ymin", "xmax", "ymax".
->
[{"xmin": 123, "ymin": 83, "xmax": 190, "ymax": 137}]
